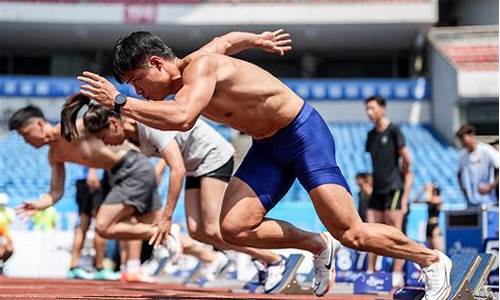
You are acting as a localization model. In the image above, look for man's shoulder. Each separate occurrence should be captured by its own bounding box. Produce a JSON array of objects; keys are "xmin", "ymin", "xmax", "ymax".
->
[
  {"xmin": 48, "ymin": 142, "xmax": 66, "ymax": 164},
  {"xmin": 388, "ymin": 122, "xmax": 402, "ymax": 133},
  {"xmin": 182, "ymin": 52, "xmax": 220, "ymax": 66},
  {"xmin": 367, "ymin": 127, "xmax": 376, "ymax": 136},
  {"xmin": 478, "ymin": 142, "xmax": 495, "ymax": 151}
]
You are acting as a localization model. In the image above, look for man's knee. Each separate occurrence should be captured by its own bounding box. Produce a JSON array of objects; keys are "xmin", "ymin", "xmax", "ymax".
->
[
  {"xmin": 220, "ymin": 218, "xmax": 246, "ymax": 244},
  {"xmin": 95, "ymin": 221, "xmax": 113, "ymax": 239},
  {"xmin": 337, "ymin": 227, "xmax": 368, "ymax": 250},
  {"xmin": 201, "ymin": 225, "xmax": 223, "ymax": 243}
]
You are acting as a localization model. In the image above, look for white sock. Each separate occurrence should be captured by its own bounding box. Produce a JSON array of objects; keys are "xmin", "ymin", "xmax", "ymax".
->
[{"xmin": 126, "ymin": 259, "xmax": 141, "ymax": 273}]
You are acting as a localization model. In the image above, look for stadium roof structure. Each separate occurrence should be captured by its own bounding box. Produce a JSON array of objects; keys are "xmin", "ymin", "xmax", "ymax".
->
[
  {"xmin": 0, "ymin": 0, "xmax": 437, "ymax": 51},
  {"xmin": 428, "ymin": 25, "xmax": 499, "ymax": 99}
]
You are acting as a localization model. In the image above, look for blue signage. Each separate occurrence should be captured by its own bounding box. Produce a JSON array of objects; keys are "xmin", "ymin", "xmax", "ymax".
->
[{"xmin": 0, "ymin": 76, "xmax": 430, "ymax": 101}]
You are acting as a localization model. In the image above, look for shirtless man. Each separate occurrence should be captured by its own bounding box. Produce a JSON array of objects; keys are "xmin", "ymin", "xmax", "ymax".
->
[{"xmin": 78, "ymin": 31, "xmax": 452, "ymax": 298}]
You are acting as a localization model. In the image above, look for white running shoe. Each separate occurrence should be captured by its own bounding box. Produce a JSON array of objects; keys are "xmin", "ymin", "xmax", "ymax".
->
[
  {"xmin": 264, "ymin": 256, "xmax": 286, "ymax": 293},
  {"xmin": 392, "ymin": 271, "xmax": 405, "ymax": 288},
  {"xmin": 165, "ymin": 223, "xmax": 182, "ymax": 264},
  {"xmin": 420, "ymin": 250, "xmax": 452, "ymax": 300},
  {"xmin": 312, "ymin": 232, "xmax": 341, "ymax": 297},
  {"xmin": 201, "ymin": 251, "xmax": 231, "ymax": 281}
]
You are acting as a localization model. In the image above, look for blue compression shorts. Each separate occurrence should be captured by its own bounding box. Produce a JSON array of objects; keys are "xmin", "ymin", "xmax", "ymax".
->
[{"xmin": 234, "ymin": 102, "xmax": 351, "ymax": 211}]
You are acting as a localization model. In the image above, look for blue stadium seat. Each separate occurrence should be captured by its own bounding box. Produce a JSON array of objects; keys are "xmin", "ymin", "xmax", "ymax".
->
[{"xmin": 0, "ymin": 122, "xmax": 466, "ymax": 215}]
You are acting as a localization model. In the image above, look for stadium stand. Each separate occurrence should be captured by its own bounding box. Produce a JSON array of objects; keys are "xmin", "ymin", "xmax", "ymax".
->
[
  {"xmin": 431, "ymin": 27, "xmax": 499, "ymax": 71},
  {"xmin": 0, "ymin": 120, "xmax": 466, "ymax": 215}
]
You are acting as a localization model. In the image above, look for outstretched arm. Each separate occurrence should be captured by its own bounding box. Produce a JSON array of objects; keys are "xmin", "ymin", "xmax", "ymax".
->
[
  {"xmin": 16, "ymin": 157, "xmax": 65, "ymax": 219},
  {"xmin": 149, "ymin": 141, "xmax": 186, "ymax": 247},
  {"xmin": 198, "ymin": 29, "xmax": 292, "ymax": 56}
]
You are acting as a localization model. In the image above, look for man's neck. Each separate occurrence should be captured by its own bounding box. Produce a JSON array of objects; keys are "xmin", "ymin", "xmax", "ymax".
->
[
  {"xmin": 375, "ymin": 117, "xmax": 390, "ymax": 132},
  {"xmin": 46, "ymin": 125, "xmax": 60, "ymax": 144},
  {"xmin": 124, "ymin": 120, "xmax": 139, "ymax": 144},
  {"xmin": 467, "ymin": 140, "xmax": 478, "ymax": 153}
]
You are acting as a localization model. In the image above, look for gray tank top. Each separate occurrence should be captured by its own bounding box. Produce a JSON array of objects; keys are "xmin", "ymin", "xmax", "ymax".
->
[{"xmin": 137, "ymin": 119, "xmax": 234, "ymax": 177}]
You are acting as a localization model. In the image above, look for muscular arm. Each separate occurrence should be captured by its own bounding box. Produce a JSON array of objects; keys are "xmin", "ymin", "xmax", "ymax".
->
[
  {"xmin": 158, "ymin": 141, "xmax": 186, "ymax": 222},
  {"xmin": 155, "ymin": 159, "xmax": 167, "ymax": 183},
  {"xmin": 197, "ymin": 29, "xmax": 291, "ymax": 56},
  {"xmin": 121, "ymin": 56, "xmax": 216, "ymax": 131},
  {"xmin": 37, "ymin": 158, "xmax": 66, "ymax": 209}
]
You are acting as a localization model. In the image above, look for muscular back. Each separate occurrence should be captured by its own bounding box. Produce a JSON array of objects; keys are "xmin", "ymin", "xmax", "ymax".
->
[
  {"xmin": 49, "ymin": 122, "xmax": 132, "ymax": 170},
  {"xmin": 181, "ymin": 53, "xmax": 304, "ymax": 139}
]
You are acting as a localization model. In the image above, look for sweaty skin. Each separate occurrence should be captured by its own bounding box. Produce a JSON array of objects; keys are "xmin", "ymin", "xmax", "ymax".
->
[{"xmin": 174, "ymin": 53, "xmax": 304, "ymax": 139}]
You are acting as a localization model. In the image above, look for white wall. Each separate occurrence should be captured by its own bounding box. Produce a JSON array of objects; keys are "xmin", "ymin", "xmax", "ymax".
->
[
  {"xmin": 0, "ymin": 1, "xmax": 437, "ymax": 25},
  {"xmin": 429, "ymin": 47, "xmax": 460, "ymax": 143},
  {"xmin": 311, "ymin": 100, "xmax": 431, "ymax": 124}
]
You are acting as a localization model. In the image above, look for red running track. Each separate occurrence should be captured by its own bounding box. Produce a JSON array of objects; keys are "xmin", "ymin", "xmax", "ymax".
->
[{"xmin": 0, "ymin": 277, "xmax": 393, "ymax": 299}]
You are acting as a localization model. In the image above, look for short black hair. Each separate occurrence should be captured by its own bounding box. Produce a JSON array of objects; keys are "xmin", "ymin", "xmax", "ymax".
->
[
  {"xmin": 365, "ymin": 96, "xmax": 386, "ymax": 107},
  {"xmin": 112, "ymin": 31, "xmax": 175, "ymax": 83},
  {"xmin": 456, "ymin": 124, "xmax": 476, "ymax": 139},
  {"xmin": 8, "ymin": 105, "xmax": 46, "ymax": 130}
]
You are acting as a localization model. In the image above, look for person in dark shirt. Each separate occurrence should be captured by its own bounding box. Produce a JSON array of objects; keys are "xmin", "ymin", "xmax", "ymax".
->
[
  {"xmin": 355, "ymin": 172, "xmax": 373, "ymax": 222},
  {"xmin": 365, "ymin": 96, "xmax": 413, "ymax": 288}
]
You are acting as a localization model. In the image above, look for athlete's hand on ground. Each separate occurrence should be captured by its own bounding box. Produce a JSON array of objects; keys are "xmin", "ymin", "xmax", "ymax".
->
[
  {"xmin": 149, "ymin": 218, "xmax": 172, "ymax": 247},
  {"xmin": 78, "ymin": 71, "xmax": 119, "ymax": 108},
  {"xmin": 257, "ymin": 29, "xmax": 292, "ymax": 56},
  {"xmin": 15, "ymin": 201, "xmax": 43, "ymax": 220}
]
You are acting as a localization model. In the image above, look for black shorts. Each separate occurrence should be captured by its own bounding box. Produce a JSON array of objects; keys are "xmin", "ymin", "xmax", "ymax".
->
[
  {"xmin": 185, "ymin": 158, "xmax": 234, "ymax": 190},
  {"xmin": 368, "ymin": 189, "xmax": 404, "ymax": 211},
  {"xmin": 105, "ymin": 151, "xmax": 162, "ymax": 214},
  {"xmin": 75, "ymin": 178, "xmax": 106, "ymax": 216},
  {"xmin": 426, "ymin": 222, "xmax": 440, "ymax": 238}
]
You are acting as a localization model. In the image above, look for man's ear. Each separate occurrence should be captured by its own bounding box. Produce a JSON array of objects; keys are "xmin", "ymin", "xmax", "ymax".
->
[{"xmin": 149, "ymin": 56, "xmax": 164, "ymax": 71}]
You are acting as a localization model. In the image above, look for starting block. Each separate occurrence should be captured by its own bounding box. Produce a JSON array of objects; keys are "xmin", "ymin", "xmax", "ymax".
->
[
  {"xmin": 237, "ymin": 254, "xmax": 313, "ymax": 295},
  {"xmin": 394, "ymin": 252, "xmax": 496, "ymax": 300}
]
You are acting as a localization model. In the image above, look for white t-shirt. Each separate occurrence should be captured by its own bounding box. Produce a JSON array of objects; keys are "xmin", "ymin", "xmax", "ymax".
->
[
  {"xmin": 458, "ymin": 142, "xmax": 499, "ymax": 205},
  {"xmin": 137, "ymin": 119, "xmax": 234, "ymax": 177}
]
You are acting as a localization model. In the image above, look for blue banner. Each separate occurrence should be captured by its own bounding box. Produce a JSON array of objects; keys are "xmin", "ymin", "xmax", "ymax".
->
[{"xmin": 0, "ymin": 76, "xmax": 430, "ymax": 101}]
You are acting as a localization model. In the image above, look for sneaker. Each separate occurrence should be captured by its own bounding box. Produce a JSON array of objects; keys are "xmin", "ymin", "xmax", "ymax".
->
[
  {"xmin": 67, "ymin": 267, "xmax": 94, "ymax": 280},
  {"xmin": 392, "ymin": 271, "xmax": 405, "ymax": 288},
  {"xmin": 420, "ymin": 250, "xmax": 452, "ymax": 300},
  {"xmin": 312, "ymin": 232, "xmax": 341, "ymax": 297},
  {"xmin": 264, "ymin": 256, "xmax": 286, "ymax": 293},
  {"xmin": 121, "ymin": 271, "xmax": 159, "ymax": 283},
  {"xmin": 200, "ymin": 251, "xmax": 231, "ymax": 281},
  {"xmin": 151, "ymin": 246, "xmax": 171, "ymax": 276},
  {"xmin": 164, "ymin": 223, "xmax": 182, "ymax": 264},
  {"xmin": 94, "ymin": 268, "xmax": 121, "ymax": 281},
  {"xmin": 253, "ymin": 259, "xmax": 268, "ymax": 285}
]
